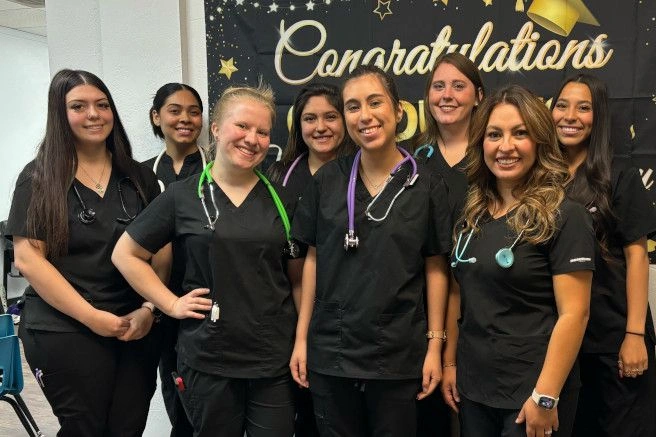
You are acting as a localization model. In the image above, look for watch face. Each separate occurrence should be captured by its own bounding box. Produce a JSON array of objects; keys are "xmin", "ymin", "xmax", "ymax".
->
[{"xmin": 538, "ymin": 397, "xmax": 555, "ymax": 409}]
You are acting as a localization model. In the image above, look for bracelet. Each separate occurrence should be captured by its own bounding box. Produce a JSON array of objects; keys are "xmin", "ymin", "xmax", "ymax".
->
[
  {"xmin": 141, "ymin": 302, "xmax": 156, "ymax": 313},
  {"xmin": 626, "ymin": 331, "xmax": 645, "ymax": 337},
  {"xmin": 427, "ymin": 330, "xmax": 447, "ymax": 341},
  {"xmin": 442, "ymin": 363, "xmax": 456, "ymax": 368}
]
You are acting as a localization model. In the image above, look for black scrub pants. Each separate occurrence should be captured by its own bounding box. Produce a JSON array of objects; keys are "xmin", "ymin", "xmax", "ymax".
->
[
  {"xmin": 177, "ymin": 361, "xmax": 295, "ymax": 437},
  {"xmin": 459, "ymin": 390, "xmax": 578, "ymax": 437},
  {"xmin": 309, "ymin": 370, "xmax": 419, "ymax": 437},
  {"xmin": 417, "ymin": 389, "xmax": 452, "ymax": 437},
  {"xmin": 159, "ymin": 316, "xmax": 193, "ymax": 437},
  {"xmin": 572, "ymin": 336, "xmax": 656, "ymax": 437},
  {"xmin": 20, "ymin": 326, "xmax": 160, "ymax": 437},
  {"xmin": 295, "ymin": 384, "xmax": 320, "ymax": 436}
]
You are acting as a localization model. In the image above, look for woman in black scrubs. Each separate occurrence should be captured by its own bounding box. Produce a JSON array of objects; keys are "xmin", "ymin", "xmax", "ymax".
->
[
  {"xmin": 143, "ymin": 82, "xmax": 207, "ymax": 437},
  {"xmin": 113, "ymin": 83, "xmax": 303, "ymax": 437},
  {"xmin": 144, "ymin": 83, "xmax": 207, "ymax": 192},
  {"xmin": 551, "ymin": 74, "xmax": 656, "ymax": 437},
  {"xmin": 290, "ymin": 65, "xmax": 452, "ymax": 437},
  {"xmin": 414, "ymin": 52, "xmax": 485, "ymax": 220},
  {"xmin": 442, "ymin": 85, "xmax": 594, "ymax": 437},
  {"xmin": 414, "ymin": 51, "xmax": 485, "ymax": 437},
  {"xmin": 6, "ymin": 69, "xmax": 161, "ymax": 436},
  {"xmin": 268, "ymin": 83, "xmax": 351, "ymax": 437},
  {"xmin": 268, "ymin": 82, "xmax": 353, "ymax": 197}
]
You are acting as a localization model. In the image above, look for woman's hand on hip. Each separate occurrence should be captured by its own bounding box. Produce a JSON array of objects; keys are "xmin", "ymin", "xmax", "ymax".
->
[{"xmin": 168, "ymin": 288, "xmax": 212, "ymax": 319}]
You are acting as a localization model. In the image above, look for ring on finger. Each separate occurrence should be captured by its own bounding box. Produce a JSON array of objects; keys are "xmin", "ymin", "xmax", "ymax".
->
[{"xmin": 545, "ymin": 430, "xmax": 553, "ymax": 436}]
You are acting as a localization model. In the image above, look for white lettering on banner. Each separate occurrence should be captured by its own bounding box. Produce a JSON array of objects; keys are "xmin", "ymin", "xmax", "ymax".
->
[
  {"xmin": 640, "ymin": 168, "xmax": 654, "ymax": 190},
  {"xmin": 274, "ymin": 20, "xmax": 614, "ymax": 85}
]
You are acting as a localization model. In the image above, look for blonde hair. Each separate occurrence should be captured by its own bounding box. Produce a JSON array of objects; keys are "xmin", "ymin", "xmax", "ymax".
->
[
  {"xmin": 211, "ymin": 80, "xmax": 276, "ymax": 126},
  {"xmin": 460, "ymin": 84, "xmax": 569, "ymax": 245}
]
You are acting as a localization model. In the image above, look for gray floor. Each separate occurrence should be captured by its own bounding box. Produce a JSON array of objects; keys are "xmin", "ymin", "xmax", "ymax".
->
[{"xmin": 0, "ymin": 338, "xmax": 171, "ymax": 437}]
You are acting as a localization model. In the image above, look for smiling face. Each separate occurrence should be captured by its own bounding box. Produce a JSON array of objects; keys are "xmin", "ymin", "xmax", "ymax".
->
[
  {"xmin": 211, "ymin": 98, "xmax": 272, "ymax": 171},
  {"xmin": 152, "ymin": 89, "xmax": 203, "ymax": 148},
  {"xmin": 66, "ymin": 84, "xmax": 114, "ymax": 148},
  {"xmin": 428, "ymin": 62, "xmax": 480, "ymax": 129},
  {"xmin": 552, "ymin": 82, "xmax": 594, "ymax": 150},
  {"xmin": 300, "ymin": 95, "xmax": 345, "ymax": 159},
  {"xmin": 483, "ymin": 103, "xmax": 537, "ymax": 189},
  {"xmin": 342, "ymin": 73, "xmax": 403, "ymax": 151}
]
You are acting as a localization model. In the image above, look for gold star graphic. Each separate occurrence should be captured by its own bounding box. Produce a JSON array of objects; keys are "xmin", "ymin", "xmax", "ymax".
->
[
  {"xmin": 218, "ymin": 58, "xmax": 238, "ymax": 80},
  {"xmin": 483, "ymin": 0, "xmax": 493, "ymax": 6},
  {"xmin": 374, "ymin": 0, "xmax": 392, "ymax": 20},
  {"xmin": 433, "ymin": 0, "xmax": 448, "ymax": 5}
]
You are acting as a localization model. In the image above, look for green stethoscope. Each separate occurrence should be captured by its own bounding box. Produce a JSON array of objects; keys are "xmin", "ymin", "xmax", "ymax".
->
[
  {"xmin": 451, "ymin": 217, "xmax": 526, "ymax": 269},
  {"xmin": 197, "ymin": 162, "xmax": 298, "ymax": 258}
]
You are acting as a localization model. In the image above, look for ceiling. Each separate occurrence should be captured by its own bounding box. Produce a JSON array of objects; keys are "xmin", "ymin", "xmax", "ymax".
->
[{"xmin": 0, "ymin": 0, "xmax": 46, "ymax": 36}]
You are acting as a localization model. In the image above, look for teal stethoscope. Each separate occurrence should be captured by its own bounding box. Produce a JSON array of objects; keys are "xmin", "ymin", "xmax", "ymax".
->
[
  {"xmin": 197, "ymin": 161, "xmax": 299, "ymax": 258},
  {"xmin": 413, "ymin": 144, "xmax": 434, "ymax": 159},
  {"xmin": 451, "ymin": 217, "xmax": 526, "ymax": 269}
]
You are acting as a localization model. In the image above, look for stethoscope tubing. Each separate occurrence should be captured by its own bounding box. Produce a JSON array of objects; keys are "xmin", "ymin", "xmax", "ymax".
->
[{"xmin": 153, "ymin": 145, "xmax": 208, "ymax": 193}]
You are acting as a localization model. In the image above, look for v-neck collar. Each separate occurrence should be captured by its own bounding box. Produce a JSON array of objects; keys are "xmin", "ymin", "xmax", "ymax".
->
[
  {"xmin": 213, "ymin": 178, "xmax": 264, "ymax": 212},
  {"xmin": 74, "ymin": 168, "xmax": 115, "ymax": 200}
]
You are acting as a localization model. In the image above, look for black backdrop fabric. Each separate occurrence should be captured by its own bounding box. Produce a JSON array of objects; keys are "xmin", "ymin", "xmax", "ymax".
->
[{"xmin": 205, "ymin": 0, "xmax": 656, "ymax": 258}]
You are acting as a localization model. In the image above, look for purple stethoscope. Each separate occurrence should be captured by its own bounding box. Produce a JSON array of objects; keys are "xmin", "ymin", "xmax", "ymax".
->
[
  {"xmin": 282, "ymin": 152, "xmax": 307, "ymax": 187},
  {"xmin": 344, "ymin": 147, "xmax": 418, "ymax": 251}
]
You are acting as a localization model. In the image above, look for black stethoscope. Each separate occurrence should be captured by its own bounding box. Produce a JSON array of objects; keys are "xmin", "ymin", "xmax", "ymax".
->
[
  {"xmin": 451, "ymin": 217, "xmax": 526, "ymax": 269},
  {"xmin": 73, "ymin": 177, "xmax": 141, "ymax": 225},
  {"xmin": 344, "ymin": 147, "xmax": 419, "ymax": 251},
  {"xmin": 152, "ymin": 146, "xmax": 208, "ymax": 193},
  {"xmin": 197, "ymin": 162, "xmax": 299, "ymax": 258}
]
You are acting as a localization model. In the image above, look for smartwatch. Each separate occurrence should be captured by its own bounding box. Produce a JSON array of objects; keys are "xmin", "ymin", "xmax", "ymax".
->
[{"xmin": 531, "ymin": 388, "xmax": 559, "ymax": 410}]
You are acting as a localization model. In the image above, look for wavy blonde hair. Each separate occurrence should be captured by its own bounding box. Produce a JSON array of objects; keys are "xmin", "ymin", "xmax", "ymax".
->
[{"xmin": 460, "ymin": 85, "xmax": 569, "ymax": 245}]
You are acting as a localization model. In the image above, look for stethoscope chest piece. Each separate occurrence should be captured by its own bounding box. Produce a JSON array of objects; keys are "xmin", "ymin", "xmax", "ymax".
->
[
  {"xmin": 495, "ymin": 247, "xmax": 515, "ymax": 269},
  {"xmin": 344, "ymin": 231, "xmax": 359, "ymax": 251},
  {"xmin": 284, "ymin": 240, "xmax": 300, "ymax": 258},
  {"xmin": 78, "ymin": 208, "xmax": 96, "ymax": 224}
]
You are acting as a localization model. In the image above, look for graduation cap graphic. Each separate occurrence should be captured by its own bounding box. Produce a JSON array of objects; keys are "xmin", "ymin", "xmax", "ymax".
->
[{"xmin": 525, "ymin": 0, "xmax": 600, "ymax": 37}]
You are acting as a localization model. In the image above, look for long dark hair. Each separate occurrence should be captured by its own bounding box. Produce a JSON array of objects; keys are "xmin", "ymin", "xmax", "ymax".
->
[
  {"xmin": 415, "ymin": 52, "xmax": 485, "ymax": 150},
  {"xmin": 150, "ymin": 82, "xmax": 203, "ymax": 138},
  {"xmin": 27, "ymin": 69, "xmax": 148, "ymax": 258},
  {"xmin": 269, "ymin": 83, "xmax": 354, "ymax": 182},
  {"xmin": 552, "ymin": 74, "xmax": 614, "ymax": 257}
]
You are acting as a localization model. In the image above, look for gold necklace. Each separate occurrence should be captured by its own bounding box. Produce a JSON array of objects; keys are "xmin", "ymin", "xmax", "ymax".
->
[
  {"xmin": 360, "ymin": 166, "xmax": 387, "ymax": 190},
  {"xmin": 79, "ymin": 158, "xmax": 108, "ymax": 193}
]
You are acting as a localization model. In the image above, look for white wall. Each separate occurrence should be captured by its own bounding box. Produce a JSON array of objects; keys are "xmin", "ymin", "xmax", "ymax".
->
[
  {"xmin": 45, "ymin": 0, "xmax": 209, "ymax": 162},
  {"xmin": 0, "ymin": 26, "xmax": 49, "ymax": 221}
]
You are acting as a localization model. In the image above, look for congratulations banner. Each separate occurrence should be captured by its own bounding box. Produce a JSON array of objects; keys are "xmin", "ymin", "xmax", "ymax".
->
[{"xmin": 205, "ymin": 0, "xmax": 656, "ymax": 254}]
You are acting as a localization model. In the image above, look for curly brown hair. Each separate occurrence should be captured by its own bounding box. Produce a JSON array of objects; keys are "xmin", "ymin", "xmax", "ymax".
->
[{"xmin": 460, "ymin": 84, "xmax": 569, "ymax": 245}]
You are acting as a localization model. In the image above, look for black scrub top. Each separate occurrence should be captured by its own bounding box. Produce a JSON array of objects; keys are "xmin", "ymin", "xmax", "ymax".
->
[
  {"xmin": 126, "ymin": 174, "xmax": 300, "ymax": 378},
  {"xmin": 581, "ymin": 159, "xmax": 656, "ymax": 353},
  {"xmin": 419, "ymin": 147, "xmax": 468, "ymax": 224},
  {"xmin": 143, "ymin": 149, "xmax": 205, "ymax": 188},
  {"xmin": 292, "ymin": 154, "xmax": 453, "ymax": 380},
  {"xmin": 453, "ymin": 199, "xmax": 595, "ymax": 409},
  {"xmin": 143, "ymin": 150, "xmax": 205, "ymax": 296},
  {"xmin": 267, "ymin": 154, "xmax": 313, "ymax": 210},
  {"xmin": 5, "ymin": 160, "xmax": 160, "ymax": 332}
]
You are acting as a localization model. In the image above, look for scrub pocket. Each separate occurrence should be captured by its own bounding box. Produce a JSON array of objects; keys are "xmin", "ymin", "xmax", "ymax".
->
[
  {"xmin": 308, "ymin": 300, "xmax": 343, "ymax": 370},
  {"xmin": 375, "ymin": 311, "xmax": 425, "ymax": 375}
]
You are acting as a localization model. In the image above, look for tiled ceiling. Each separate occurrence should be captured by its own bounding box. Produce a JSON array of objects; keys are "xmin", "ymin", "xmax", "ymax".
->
[{"xmin": 0, "ymin": 0, "xmax": 46, "ymax": 37}]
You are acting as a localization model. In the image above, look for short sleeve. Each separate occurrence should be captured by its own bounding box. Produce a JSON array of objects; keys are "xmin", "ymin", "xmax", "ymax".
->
[
  {"xmin": 5, "ymin": 163, "xmax": 38, "ymax": 240},
  {"xmin": 291, "ymin": 170, "xmax": 320, "ymax": 247},
  {"xmin": 612, "ymin": 166, "xmax": 656, "ymax": 244},
  {"xmin": 549, "ymin": 200, "xmax": 595, "ymax": 274},
  {"xmin": 427, "ymin": 173, "xmax": 453, "ymax": 256},
  {"xmin": 126, "ymin": 184, "xmax": 177, "ymax": 254}
]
